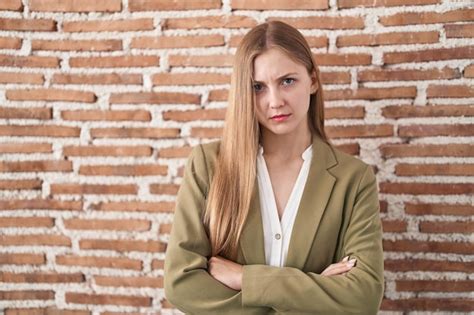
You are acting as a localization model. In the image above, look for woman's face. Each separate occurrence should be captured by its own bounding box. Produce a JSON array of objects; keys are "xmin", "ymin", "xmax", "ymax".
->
[{"xmin": 252, "ymin": 48, "xmax": 318, "ymax": 139}]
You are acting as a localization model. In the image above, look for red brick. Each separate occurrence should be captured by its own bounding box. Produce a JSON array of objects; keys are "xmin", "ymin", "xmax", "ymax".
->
[
  {"xmin": 50, "ymin": 184, "xmax": 138, "ymax": 195},
  {"xmin": 359, "ymin": 67, "xmax": 460, "ymax": 82},
  {"xmin": 190, "ymin": 127, "xmax": 222, "ymax": 138},
  {"xmin": 79, "ymin": 164, "xmax": 167, "ymax": 176},
  {"xmin": 63, "ymin": 19, "xmax": 153, "ymax": 32},
  {"xmin": 70, "ymin": 56, "xmax": 159, "ymax": 68},
  {"xmin": 0, "ymin": 199, "xmax": 82, "ymax": 211},
  {"xmin": 381, "ymin": 143, "xmax": 474, "ymax": 157},
  {"xmin": 30, "ymin": 0, "xmax": 121, "ymax": 12},
  {"xmin": 56, "ymin": 255, "xmax": 142, "ymax": 270},
  {"xmin": 0, "ymin": 179, "xmax": 42, "ymax": 190},
  {"xmin": 0, "ymin": 55, "xmax": 58, "ymax": 68},
  {"xmin": 397, "ymin": 280, "xmax": 473, "ymax": 292},
  {"xmin": 395, "ymin": 163, "xmax": 473, "ymax": 176},
  {"xmin": 335, "ymin": 143, "xmax": 360, "ymax": 156},
  {"xmin": 163, "ymin": 108, "xmax": 226, "ymax": 121},
  {"xmin": 419, "ymin": 221, "xmax": 473, "ymax": 234},
  {"xmin": 337, "ymin": 31, "xmax": 438, "ymax": 47},
  {"xmin": 384, "ymin": 46, "xmax": 473, "ymax": 64},
  {"xmin": 169, "ymin": 54, "xmax": 233, "ymax": 67},
  {"xmin": 110, "ymin": 92, "xmax": 200, "ymax": 105},
  {"xmin": 0, "ymin": 125, "xmax": 80, "ymax": 137},
  {"xmin": 149, "ymin": 184, "xmax": 180, "ymax": 195},
  {"xmin": 0, "ymin": 37, "xmax": 21, "ymax": 49},
  {"xmin": 63, "ymin": 145, "xmax": 152, "ymax": 157},
  {"xmin": 0, "ymin": 253, "xmax": 45, "ymax": 265},
  {"xmin": 427, "ymin": 84, "xmax": 474, "ymax": 98},
  {"xmin": 0, "ymin": 160, "xmax": 72, "ymax": 173},
  {"xmin": 0, "ymin": 18, "xmax": 56, "ymax": 31},
  {"xmin": 151, "ymin": 259, "xmax": 164, "ymax": 270},
  {"xmin": 464, "ymin": 64, "xmax": 474, "ymax": 77},
  {"xmin": 0, "ymin": 217, "xmax": 54, "ymax": 228},
  {"xmin": 338, "ymin": 0, "xmax": 439, "ymax": 8},
  {"xmin": 94, "ymin": 275, "xmax": 163, "ymax": 288},
  {"xmin": 381, "ymin": 298, "xmax": 473, "ymax": 312},
  {"xmin": 163, "ymin": 15, "xmax": 257, "ymax": 29},
  {"xmin": 64, "ymin": 219, "xmax": 151, "ymax": 231},
  {"xmin": 0, "ymin": 0, "xmax": 22, "ymax": 11},
  {"xmin": 382, "ymin": 219, "xmax": 407, "ymax": 232},
  {"xmin": 157, "ymin": 146, "xmax": 193, "ymax": 158},
  {"xmin": 445, "ymin": 23, "xmax": 474, "ymax": 38},
  {"xmin": 152, "ymin": 72, "xmax": 230, "ymax": 86},
  {"xmin": 91, "ymin": 201, "xmax": 174, "ymax": 213},
  {"xmin": 380, "ymin": 182, "xmax": 473, "ymax": 195},
  {"xmin": 159, "ymin": 223, "xmax": 172, "ymax": 234},
  {"xmin": 314, "ymin": 53, "xmax": 371, "ymax": 66},
  {"xmin": 398, "ymin": 124, "xmax": 474, "ymax": 137},
  {"xmin": 385, "ymin": 258, "xmax": 473, "ymax": 272},
  {"xmin": 61, "ymin": 109, "xmax": 150, "ymax": 121},
  {"xmin": 382, "ymin": 104, "xmax": 473, "ymax": 118},
  {"xmin": 32, "ymin": 40, "xmax": 122, "ymax": 51},
  {"xmin": 383, "ymin": 239, "xmax": 472, "ymax": 254},
  {"xmin": 320, "ymin": 71, "xmax": 351, "ymax": 84},
  {"xmin": 79, "ymin": 239, "xmax": 166, "ymax": 253},
  {"xmin": 129, "ymin": 0, "xmax": 221, "ymax": 11},
  {"xmin": 0, "ymin": 143, "xmax": 51, "ymax": 154},
  {"xmin": 232, "ymin": 0, "xmax": 328, "ymax": 10},
  {"xmin": 5, "ymin": 308, "xmax": 90, "ymax": 315},
  {"xmin": 405, "ymin": 203, "xmax": 472, "ymax": 216},
  {"xmin": 0, "ymin": 107, "xmax": 51, "ymax": 119},
  {"xmin": 0, "ymin": 72, "xmax": 44, "ymax": 84},
  {"xmin": 131, "ymin": 35, "xmax": 224, "ymax": 49},
  {"xmin": 379, "ymin": 8, "xmax": 474, "ymax": 26},
  {"xmin": 53, "ymin": 73, "xmax": 142, "ymax": 85},
  {"xmin": 0, "ymin": 234, "xmax": 71, "ymax": 247},
  {"xmin": 267, "ymin": 16, "xmax": 363, "ymax": 29},
  {"xmin": 0, "ymin": 272, "xmax": 84, "ymax": 283},
  {"xmin": 66, "ymin": 292, "xmax": 151, "ymax": 307},
  {"xmin": 326, "ymin": 124, "xmax": 393, "ymax": 138},
  {"xmin": 6, "ymin": 89, "xmax": 96, "ymax": 103},
  {"xmin": 324, "ymin": 87, "xmax": 416, "ymax": 100},
  {"xmin": 90, "ymin": 127, "xmax": 180, "ymax": 139},
  {"xmin": 0, "ymin": 290, "xmax": 54, "ymax": 300}
]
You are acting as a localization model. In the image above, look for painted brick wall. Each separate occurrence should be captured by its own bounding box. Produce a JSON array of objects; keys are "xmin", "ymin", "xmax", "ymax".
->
[{"xmin": 0, "ymin": 0, "xmax": 472, "ymax": 314}]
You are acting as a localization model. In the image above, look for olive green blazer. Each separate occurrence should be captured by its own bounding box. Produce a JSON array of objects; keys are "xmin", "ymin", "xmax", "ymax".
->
[{"xmin": 164, "ymin": 136, "xmax": 384, "ymax": 314}]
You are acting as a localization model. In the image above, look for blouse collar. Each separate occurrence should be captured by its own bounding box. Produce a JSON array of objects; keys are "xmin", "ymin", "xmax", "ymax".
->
[{"xmin": 258, "ymin": 143, "xmax": 313, "ymax": 161}]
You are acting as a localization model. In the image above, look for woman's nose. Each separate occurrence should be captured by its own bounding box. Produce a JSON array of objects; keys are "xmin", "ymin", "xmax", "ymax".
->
[{"xmin": 268, "ymin": 87, "xmax": 284, "ymax": 108}]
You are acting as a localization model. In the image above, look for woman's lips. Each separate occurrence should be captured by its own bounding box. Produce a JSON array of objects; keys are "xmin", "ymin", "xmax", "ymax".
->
[{"xmin": 271, "ymin": 114, "xmax": 291, "ymax": 122}]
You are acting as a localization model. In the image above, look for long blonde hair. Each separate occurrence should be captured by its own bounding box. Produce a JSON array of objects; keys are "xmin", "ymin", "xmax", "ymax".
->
[{"xmin": 203, "ymin": 20, "xmax": 330, "ymax": 260}]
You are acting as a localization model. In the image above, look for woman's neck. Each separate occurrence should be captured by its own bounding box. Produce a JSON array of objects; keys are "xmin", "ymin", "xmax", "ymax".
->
[{"xmin": 260, "ymin": 128, "xmax": 313, "ymax": 162}]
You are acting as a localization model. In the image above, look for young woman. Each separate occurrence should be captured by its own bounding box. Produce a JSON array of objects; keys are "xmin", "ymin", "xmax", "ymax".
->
[{"xmin": 164, "ymin": 21, "xmax": 384, "ymax": 314}]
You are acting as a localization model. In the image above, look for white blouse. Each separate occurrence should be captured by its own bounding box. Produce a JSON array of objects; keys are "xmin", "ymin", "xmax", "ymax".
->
[{"xmin": 256, "ymin": 143, "xmax": 313, "ymax": 267}]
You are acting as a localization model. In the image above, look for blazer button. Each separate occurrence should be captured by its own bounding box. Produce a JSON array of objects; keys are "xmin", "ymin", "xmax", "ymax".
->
[{"xmin": 275, "ymin": 233, "xmax": 281, "ymax": 240}]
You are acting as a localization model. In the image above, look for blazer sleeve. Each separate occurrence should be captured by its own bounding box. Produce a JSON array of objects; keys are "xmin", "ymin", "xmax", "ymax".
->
[
  {"xmin": 241, "ymin": 164, "xmax": 384, "ymax": 315},
  {"xmin": 164, "ymin": 144, "xmax": 271, "ymax": 315}
]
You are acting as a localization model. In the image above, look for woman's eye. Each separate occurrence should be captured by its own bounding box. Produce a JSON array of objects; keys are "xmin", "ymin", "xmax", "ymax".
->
[
  {"xmin": 253, "ymin": 83, "xmax": 263, "ymax": 92},
  {"xmin": 282, "ymin": 78, "xmax": 295, "ymax": 85}
]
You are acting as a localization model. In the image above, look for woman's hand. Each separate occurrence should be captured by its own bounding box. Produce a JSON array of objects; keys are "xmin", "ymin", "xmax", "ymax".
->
[
  {"xmin": 321, "ymin": 256, "xmax": 356, "ymax": 276},
  {"xmin": 207, "ymin": 255, "xmax": 243, "ymax": 291}
]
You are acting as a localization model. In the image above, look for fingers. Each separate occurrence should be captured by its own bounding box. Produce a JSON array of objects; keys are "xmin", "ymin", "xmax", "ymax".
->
[{"xmin": 321, "ymin": 258, "xmax": 357, "ymax": 276}]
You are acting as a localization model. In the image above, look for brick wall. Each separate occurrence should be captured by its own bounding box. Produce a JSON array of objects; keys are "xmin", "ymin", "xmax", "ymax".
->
[{"xmin": 0, "ymin": 0, "xmax": 472, "ymax": 314}]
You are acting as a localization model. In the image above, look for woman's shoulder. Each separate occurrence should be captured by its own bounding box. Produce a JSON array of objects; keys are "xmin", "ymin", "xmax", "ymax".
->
[{"xmin": 327, "ymin": 144, "xmax": 375, "ymax": 182}]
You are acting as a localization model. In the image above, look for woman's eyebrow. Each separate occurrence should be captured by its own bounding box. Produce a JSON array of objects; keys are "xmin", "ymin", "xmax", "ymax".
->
[{"xmin": 253, "ymin": 72, "xmax": 298, "ymax": 84}]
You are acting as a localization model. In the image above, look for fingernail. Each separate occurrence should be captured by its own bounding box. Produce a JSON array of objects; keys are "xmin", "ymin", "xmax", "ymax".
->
[
  {"xmin": 347, "ymin": 258, "xmax": 356, "ymax": 266},
  {"xmin": 342, "ymin": 256, "xmax": 349, "ymax": 262}
]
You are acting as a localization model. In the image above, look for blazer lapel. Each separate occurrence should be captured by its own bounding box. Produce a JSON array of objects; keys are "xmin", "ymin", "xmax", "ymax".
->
[
  {"xmin": 239, "ymin": 136, "xmax": 338, "ymax": 268},
  {"xmin": 285, "ymin": 136, "xmax": 337, "ymax": 269}
]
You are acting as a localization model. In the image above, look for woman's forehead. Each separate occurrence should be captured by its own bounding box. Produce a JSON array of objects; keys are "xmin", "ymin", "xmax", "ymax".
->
[{"xmin": 253, "ymin": 49, "xmax": 307, "ymax": 82}]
